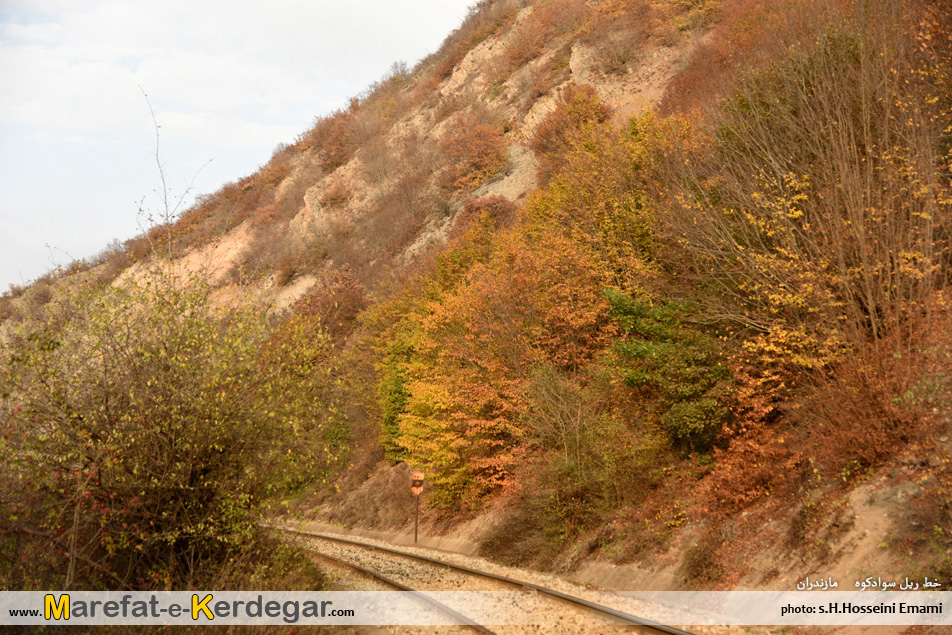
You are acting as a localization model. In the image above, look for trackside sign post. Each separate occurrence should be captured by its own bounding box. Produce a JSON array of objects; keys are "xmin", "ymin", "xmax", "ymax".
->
[{"xmin": 410, "ymin": 471, "xmax": 424, "ymax": 544}]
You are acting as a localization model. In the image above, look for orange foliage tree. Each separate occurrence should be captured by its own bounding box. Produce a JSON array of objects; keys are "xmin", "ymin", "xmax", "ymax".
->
[
  {"xmin": 439, "ymin": 111, "xmax": 508, "ymax": 193},
  {"xmin": 377, "ymin": 215, "xmax": 619, "ymax": 507}
]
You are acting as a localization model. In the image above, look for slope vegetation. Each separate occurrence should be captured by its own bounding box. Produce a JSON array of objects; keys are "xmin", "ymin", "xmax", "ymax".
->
[{"xmin": 2, "ymin": 0, "xmax": 951, "ymax": 594}]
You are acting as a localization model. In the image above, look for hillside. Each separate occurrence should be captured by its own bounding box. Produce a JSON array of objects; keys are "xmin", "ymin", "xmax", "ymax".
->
[{"xmin": 1, "ymin": 0, "xmax": 951, "ymax": 618}]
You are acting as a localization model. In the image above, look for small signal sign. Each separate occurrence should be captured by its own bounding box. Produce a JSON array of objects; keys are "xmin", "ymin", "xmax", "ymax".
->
[{"xmin": 410, "ymin": 471, "xmax": 424, "ymax": 496}]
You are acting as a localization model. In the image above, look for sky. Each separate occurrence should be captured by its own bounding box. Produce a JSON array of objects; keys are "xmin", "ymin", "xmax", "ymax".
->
[{"xmin": 0, "ymin": 0, "xmax": 475, "ymax": 291}]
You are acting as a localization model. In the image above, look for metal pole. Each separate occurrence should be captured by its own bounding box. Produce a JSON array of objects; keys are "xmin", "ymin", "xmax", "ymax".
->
[{"xmin": 414, "ymin": 494, "xmax": 419, "ymax": 544}]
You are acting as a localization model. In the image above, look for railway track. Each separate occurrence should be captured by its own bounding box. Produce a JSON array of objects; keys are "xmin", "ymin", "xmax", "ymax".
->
[
  {"xmin": 274, "ymin": 526, "xmax": 698, "ymax": 635},
  {"xmin": 300, "ymin": 540, "xmax": 495, "ymax": 634}
]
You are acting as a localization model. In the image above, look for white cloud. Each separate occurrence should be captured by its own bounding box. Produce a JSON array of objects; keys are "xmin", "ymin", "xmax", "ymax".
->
[
  {"xmin": 0, "ymin": 20, "xmax": 65, "ymax": 43},
  {"xmin": 0, "ymin": 44, "xmax": 144, "ymax": 131},
  {"xmin": 155, "ymin": 109, "xmax": 298, "ymax": 149},
  {"xmin": 0, "ymin": 0, "xmax": 475, "ymax": 288},
  {"xmin": 1, "ymin": 0, "xmax": 473, "ymax": 140},
  {"xmin": 63, "ymin": 134, "xmax": 101, "ymax": 145}
]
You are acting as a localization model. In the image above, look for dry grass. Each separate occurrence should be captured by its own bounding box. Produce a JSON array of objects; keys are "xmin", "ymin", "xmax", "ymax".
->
[{"xmin": 321, "ymin": 461, "xmax": 418, "ymax": 530}]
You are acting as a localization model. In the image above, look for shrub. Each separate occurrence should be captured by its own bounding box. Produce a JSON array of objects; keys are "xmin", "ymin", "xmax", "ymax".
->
[
  {"xmin": 680, "ymin": 530, "xmax": 724, "ymax": 585},
  {"xmin": 305, "ymin": 105, "xmax": 359, "ymax": 172},
  {"xmin": 439, "ymin": 111, "xmax": 508, "ymax": 193},
  {"xmin": 510, "ymin": 43, "xmax": 572, "ymax": 105},
  {"xmin": 124, "ymin": 234, "xmax": 153, "ymax": 263},
  {"xmin": 666, "ymin": 0, "xmax": 952, "ymax": 376},
  {"xmin": 497, "ymin": 0, "xmax": 589, "ymax": 78},
  {"xmin": 476, "ymin": 492, "xmax": 563, "ymax": 568},
  {"xmin": 531, "ymin": 84, "xmax": 612, "ymax": 184},
  {"xmin": 0, "ymin": 297, "xmax": 14, "ymax": 323},
  {"xmin": 659, "ymin": 0, "xmax": 836, "ymax": 115},
  {"xmin": 365, "ymin": 172, "xmax": 434, "ymax": 256},
  {"xmin": 527, "ymin": 105, "xmax": 667, "ymax": 292},
  {"xmin": 524, "ymin": 365, "xmax": 665, "ymax": 518},
  {"xmin": 534, "ymin": 0, "xmax": 589, "ymax": 37},
  {"xmin": 361, "ymin": 137, "xmax": 398, "ymax": 184},
  {"xmin": 503, "ymin": 17, "xmax": 547, "ymax": 70},
  {"xmin": 449, "ymin": 195, "xmax": 519, "ymax": 240},
  {"xmin": 318, "ymin": 175, "xmax": 351, "ymax": 208},
  {"xmin": 290, "ymin": 265, "xmax": 368, "ymax": 342},
  {"xmin": 606, "ymin": 290, "xmax": 731, "ymax": 452},
  {"xmin": 274, "ymin": 159, "xmax": 321, "ymax": 223},
  {"xmin": 377, "ymin": 336, "xmax": 412, "ymax": 463},
  {"xmin": 423, "ymin": 0, "xmax": 522, "ymax": 81},
  {"xmin": 0, "ymin": 267, "xmax": 340, "ymax": 589},
  {"xmin": 579, "ymin": 0, "xmax": 648, "ymax": 75}
]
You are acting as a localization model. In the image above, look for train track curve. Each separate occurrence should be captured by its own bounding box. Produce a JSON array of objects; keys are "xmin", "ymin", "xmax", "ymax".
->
[{"xmin": 273, "ymin": 525, "xmax": 698, "ymax": 635}]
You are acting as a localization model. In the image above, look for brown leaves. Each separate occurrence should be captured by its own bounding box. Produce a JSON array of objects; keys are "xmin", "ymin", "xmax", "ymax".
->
[{"xmin": 439, "ymin": 113, "xmax": 508, "ymax": 193}]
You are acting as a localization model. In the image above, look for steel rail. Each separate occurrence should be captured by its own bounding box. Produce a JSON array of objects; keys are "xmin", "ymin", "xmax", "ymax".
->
[
  {"xmin": 304, "ymin": 542, "xmax": 496, "ymax": 635},
  {"xmin": 276, "ymin": 526, "xmax": 696, "ymax": 635}
]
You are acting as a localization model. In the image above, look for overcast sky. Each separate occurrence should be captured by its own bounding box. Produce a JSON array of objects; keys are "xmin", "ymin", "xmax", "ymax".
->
[{"xmin": 0, "ymin": 0, "xmax": 474, "ymax": 290}]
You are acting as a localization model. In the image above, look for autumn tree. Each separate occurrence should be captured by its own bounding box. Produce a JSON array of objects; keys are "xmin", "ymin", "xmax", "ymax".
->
[
  {"xmin": 666, "ymin": 0, "xmax": 952, "ymax": 376},
  {"xmin": 439, "ymin": 110, "xmax": 508, "ymax": 193}
]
